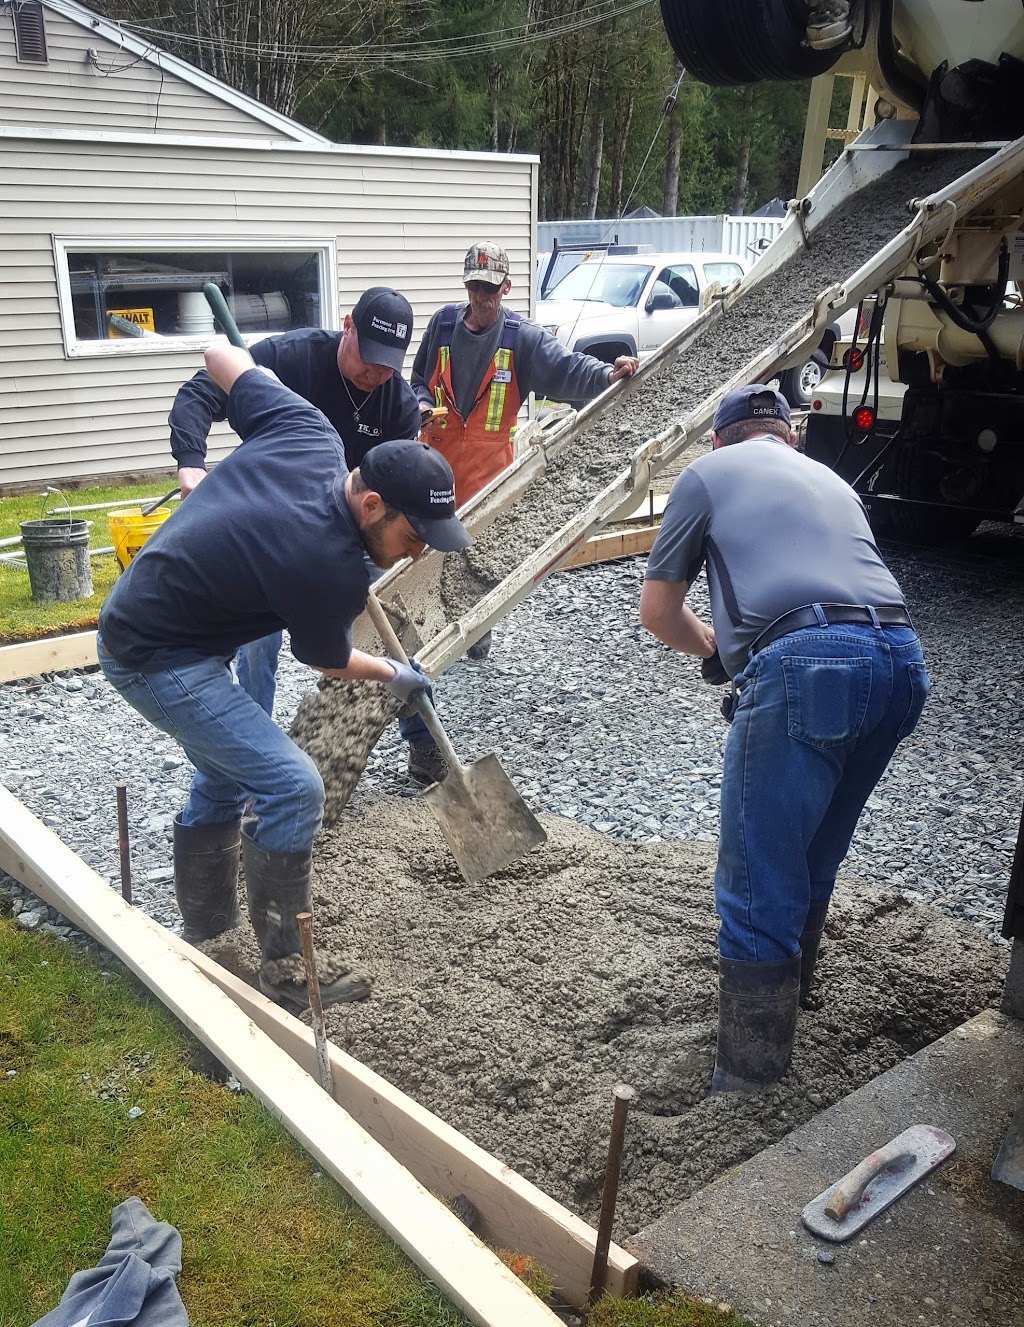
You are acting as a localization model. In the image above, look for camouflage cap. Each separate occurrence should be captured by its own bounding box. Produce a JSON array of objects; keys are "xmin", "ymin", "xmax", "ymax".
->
[{"xmin": 463, "ymin": 241, "xmax": 510, "ymax": 287}]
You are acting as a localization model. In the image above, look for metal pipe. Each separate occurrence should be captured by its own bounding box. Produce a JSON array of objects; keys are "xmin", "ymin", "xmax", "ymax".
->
[
  {"xmin": 297, "ymin": 911, "xmax": 334, "ymax": 1095},
  {"xmin": 115, "ymin": 783, "xmax": 132, "ymax": 904},
  {"xmin": 589, "ymin": 1083, "xmax": 636, "ymax": 1305}
]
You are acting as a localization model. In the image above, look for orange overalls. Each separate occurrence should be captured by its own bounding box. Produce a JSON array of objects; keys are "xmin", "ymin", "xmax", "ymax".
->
[{"xmin": 419, "ymin": 305, "xmax": 523, "ymax": 507}]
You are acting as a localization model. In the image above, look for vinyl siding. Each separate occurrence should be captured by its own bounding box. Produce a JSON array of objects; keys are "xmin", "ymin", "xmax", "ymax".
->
[
  {"xmin": 0, "ymin": 7, "xmax": 286, "ymax": 139},
  {"xmin": 0, "ymin": 135, "xmax": 538, "ymax": 490}
]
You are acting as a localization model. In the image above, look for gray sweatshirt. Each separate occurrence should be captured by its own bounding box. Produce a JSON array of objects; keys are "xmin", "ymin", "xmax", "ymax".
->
[
  {"xmin": 31, "ymin": 1198, "xmax": 188, "ymax": 1327},
  {"xmin": 411, "ymin": 304, "xmax": 612, "ymax": 416}
]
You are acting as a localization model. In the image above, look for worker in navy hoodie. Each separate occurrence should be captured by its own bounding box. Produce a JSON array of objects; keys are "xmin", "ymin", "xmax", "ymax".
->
[{"xmin": 101, "ymin": 343, "xmax": 470, "ymax": 1013}]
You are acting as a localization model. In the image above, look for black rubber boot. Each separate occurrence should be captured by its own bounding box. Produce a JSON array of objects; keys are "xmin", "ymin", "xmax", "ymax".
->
[
  {"xmin": 172, "ymin": 816, "xmax": 241, "ymax": 944},
  {"xmin": 407, "ymin": 743, "xmax": 449, "ymax": 786},
  {"xmin": 240, "ymin": 830, "xmax": 371, "ymax": 1014},
  {"xmin": 710, "ymin": 954, "xmax": 801, "ymax": 1094},
  {"xmin": 467, "ymin": 628, "xmax": 493, "ymax": 661},
  {"xmin": 799, "ymin": 900, "xmax": 831, "ymax": 1009}
]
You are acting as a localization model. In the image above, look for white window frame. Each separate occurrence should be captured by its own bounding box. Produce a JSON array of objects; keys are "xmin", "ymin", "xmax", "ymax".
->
[{"xmin": 53, "ymin": 236, "xmax": 338, "ymax": 358}]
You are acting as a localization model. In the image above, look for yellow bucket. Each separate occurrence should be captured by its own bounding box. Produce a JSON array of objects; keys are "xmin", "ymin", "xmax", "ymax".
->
[{"xmin": 108, "ymin": 507, "xmax": 172, "ymax": 572}]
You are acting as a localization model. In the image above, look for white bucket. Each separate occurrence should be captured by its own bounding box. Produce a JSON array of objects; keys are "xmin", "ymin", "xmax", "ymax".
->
[{"xmin": 177, "ymin": 290, "xmax": 216, "ymax": 335}]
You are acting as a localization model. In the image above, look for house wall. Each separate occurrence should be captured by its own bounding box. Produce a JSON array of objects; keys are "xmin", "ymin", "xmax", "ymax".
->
[
  {"xmin": 0, "ymin": 133, "xmax": 538, "ymax": 490},
  {"xmin": 0, "ymin": 5, "xmax": 282, "ymax": 139}
]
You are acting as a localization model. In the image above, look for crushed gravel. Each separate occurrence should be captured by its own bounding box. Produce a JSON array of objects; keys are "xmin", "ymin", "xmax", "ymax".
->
[{"xmin": 1, "ymin": 524, "xmax": 1021, "ymax": 1238}]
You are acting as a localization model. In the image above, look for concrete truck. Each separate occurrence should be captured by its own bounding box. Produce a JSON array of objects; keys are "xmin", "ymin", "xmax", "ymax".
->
[{"xmin": 659, "ymin": 0, "xmax": 1024, "ymax": 541}]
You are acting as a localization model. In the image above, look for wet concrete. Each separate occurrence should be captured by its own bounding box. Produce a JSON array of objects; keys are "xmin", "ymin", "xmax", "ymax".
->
[
  {"xmin": 205, "ymin": 797, "xmax": 1006, "ymax": 1238},
  {"xmin": 629, "ymin": 1010, "xmax": 1024, "ymax": 1327}
]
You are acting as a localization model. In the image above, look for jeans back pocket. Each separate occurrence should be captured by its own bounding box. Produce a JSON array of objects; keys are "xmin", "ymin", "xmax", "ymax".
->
[
  {"xmin": 897, "ymin": 660, "xmax": 930, "ymax": 739},
  {"xmin": 783, "ymin": 655, "xmax": 872, "ymax": 750}
]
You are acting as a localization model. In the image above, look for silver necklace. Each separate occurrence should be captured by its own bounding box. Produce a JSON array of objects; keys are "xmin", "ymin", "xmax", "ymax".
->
[{"xmin": 342, "ymin": 375, "xmax": 372, "ymax": 422}]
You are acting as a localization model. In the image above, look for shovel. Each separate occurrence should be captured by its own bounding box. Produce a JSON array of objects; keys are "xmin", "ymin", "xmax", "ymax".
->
[{"xmin": 364, "ymin": 590, "xmax": 547, "ymax": 883}]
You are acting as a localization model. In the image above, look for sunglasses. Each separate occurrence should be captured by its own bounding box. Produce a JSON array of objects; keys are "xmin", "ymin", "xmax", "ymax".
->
[{"xmin": 465, "ymin": 280, "xmax": 502, "ymax": 294}]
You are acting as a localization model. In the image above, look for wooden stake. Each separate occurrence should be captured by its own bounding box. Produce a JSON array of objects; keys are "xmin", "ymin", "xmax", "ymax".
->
[
  {"xmin": 589, "ymin": 1084, "xmax": 636, "ymax": 1305},
  {"xmin": 115, "ymin": 783, "xmax": 132, "ymax": 904},
  {"xmin": 296, "ymin": 910, "xmax": 333, "ymax": 1095}
]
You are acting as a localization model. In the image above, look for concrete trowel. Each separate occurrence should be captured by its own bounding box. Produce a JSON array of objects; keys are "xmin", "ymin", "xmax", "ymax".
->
[
  {"xmin": 365, "ymin": 590, "xmax": 547, "ymax": 884},
  {"xmin": 801, "ymin": 1124, "xmax": 956, "ymax": 1241}
]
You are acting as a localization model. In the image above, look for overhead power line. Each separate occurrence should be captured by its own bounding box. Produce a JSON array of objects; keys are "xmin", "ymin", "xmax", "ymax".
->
[{"xmin": 107, "ymin": 0, "xmax": 658, "ymax": 67}]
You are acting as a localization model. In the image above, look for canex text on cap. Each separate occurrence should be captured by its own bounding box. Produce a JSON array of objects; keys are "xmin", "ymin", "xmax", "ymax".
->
[
  {"xmin": 360, "ymin": 440, "xmax": 472, "ymax": 553},
  {"xmin": 712, "ymin": 383, "xmax": 792, "ymax": 433},
  {"xmin": 351, "ymin": 287, "xmax": 413, "ymax": 372},
  {"xmin": 463, "ymin": 242, "xmax": 509, "ymax": 288}
]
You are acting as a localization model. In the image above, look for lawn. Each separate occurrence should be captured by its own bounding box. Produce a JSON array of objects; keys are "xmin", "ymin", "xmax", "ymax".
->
[
  {"xmin": 0, "ymin": 917, "xmax": 471, "ymax": 1327},
  {"xmin": 0, "ymin": 479, "xmax": 178, "ymax": 644}
]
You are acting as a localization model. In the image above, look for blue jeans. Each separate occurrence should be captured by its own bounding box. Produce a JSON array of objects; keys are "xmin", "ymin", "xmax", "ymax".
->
[
  {"xmin": 235, "ymin": 565, "xmax": 433, "ymax": 749},
  {"xmin": 715, "ymin": 624, "xmax": 929, "ymax": 964},
  {"xmin": 97, "ymin": 636, "xmax": 324, "ymax": 854}
]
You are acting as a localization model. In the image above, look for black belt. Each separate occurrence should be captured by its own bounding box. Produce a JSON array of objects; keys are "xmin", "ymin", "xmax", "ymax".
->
[{"xmin": 750, "ymin": 603, "xmax": 913, "ymax": 656}]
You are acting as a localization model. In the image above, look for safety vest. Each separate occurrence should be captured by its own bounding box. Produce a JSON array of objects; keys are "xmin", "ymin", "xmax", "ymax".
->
[{"xmin": 419, "ymin": 305, "xmax": 522, "ymax": 507}]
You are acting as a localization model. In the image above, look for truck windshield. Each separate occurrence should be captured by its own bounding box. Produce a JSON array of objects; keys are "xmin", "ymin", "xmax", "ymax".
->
[{"xmin": 548, "ymin": 263, "xmax": 652, "ymax": 308}]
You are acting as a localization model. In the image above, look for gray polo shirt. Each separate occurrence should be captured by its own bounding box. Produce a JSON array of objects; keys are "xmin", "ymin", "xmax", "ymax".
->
[{"xmin": 645, "ymin": 435, "xmax": 905, "ymax": 676}]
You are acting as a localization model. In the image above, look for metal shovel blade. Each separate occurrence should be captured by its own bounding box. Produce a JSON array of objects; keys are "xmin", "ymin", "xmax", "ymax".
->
[
  {"xmin": 422, "ymin": 753, "xmax": 547, "ymax": 884},
  {"xmin": 992, "ymin": 1098, "xmax": 1024, "ymax": 1190}
]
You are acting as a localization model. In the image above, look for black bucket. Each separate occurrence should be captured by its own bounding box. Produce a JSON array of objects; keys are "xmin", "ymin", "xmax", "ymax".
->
[{"xmin": 19, "ymin": 518, "xmax": 93, "ymax": 603}]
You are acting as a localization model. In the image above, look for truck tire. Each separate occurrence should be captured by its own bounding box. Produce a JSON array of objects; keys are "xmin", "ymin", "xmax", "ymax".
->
[
  {"xmin": 576, "ymin": 340, "xmax": 635, "ymax": 365},
  {"xmin": 779, "ymin": 350, "xmax": 829, "ymax": 409},
  {"xmin": 659, "ymin": 0, "xmax": 844, "ymax": 85}
]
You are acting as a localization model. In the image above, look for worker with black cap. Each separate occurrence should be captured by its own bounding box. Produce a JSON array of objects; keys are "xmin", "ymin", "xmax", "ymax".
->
[
  {"xmin": 639, "ymin": 382, "xmax": 929, "ymax": 1094},
  {"xmin": 168, "ymin": 286, "xmax": 422, "ymax": 721},
  {"xmin": 99, "ymin": 342, "xmax": 470, "ymax": 1014}
]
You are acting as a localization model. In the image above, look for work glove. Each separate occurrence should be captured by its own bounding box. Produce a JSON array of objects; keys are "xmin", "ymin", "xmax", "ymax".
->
[
  {"xmin": 385, "ymin": 659, "xmax": 428, "ymax": 704},
  {"xmin": 701, "ymin": 649, "xmax": 731, "ymax": 686}
]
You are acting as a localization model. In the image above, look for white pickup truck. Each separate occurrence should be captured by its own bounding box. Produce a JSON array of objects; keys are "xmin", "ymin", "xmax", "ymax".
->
[
  {"xmin": 536, "ymin": 250, "xmax": 746, "ymax": 360},
  {"xmin": 536, "ymin": 249, "xmax": 835, "ymax": 405}
]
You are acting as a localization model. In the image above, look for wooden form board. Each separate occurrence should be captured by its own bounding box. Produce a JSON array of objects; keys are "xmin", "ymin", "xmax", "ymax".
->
[
  {"xmin": 0, "ymin": 630, "xmax": 98, "ymax": 684},
  {"xmin": 0, "ymin": 783, "xmax": 639, "ymax": 1310},
  {"xmin": 563, "ymin": 525, "xmax": 660, "ymax": 570}
]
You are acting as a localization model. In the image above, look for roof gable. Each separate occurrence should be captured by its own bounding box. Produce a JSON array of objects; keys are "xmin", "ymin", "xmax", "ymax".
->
[{"xmin": 40, "ymin": 0, "xmax": 330, "ymax": 144}]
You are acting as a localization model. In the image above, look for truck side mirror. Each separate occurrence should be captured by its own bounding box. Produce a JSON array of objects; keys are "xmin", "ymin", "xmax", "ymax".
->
[{"xmin": 646, "ymin": 291, "xmax": 677, "ymax": 313}]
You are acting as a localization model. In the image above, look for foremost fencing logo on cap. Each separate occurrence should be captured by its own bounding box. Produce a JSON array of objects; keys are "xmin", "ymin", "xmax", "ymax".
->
[
  {"xmin": 359, "ymin": 440, "xmax": 471, "ymax": 553},
  {"xmin": 370, "ymin": 312, "xmax": 408, "ymax": 341},
  {"xmin": 351, "ymin": 287, "xmax": 414, "ymax": 371}
]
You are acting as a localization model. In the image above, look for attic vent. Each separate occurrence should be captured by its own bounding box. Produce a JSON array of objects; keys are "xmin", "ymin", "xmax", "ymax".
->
[{"xmin": 14, "ymin": 1, "xmax": 48, "ymax": 64}]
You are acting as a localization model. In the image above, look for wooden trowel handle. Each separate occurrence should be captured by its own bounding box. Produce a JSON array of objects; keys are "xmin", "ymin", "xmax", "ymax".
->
[
  {"xmin": 824, "ymin": 1142, "xmax": 916, "ymax": 1222},
  {"xmin": 364, "ymin": 587, "xmax": 411, "ymax": 665}
]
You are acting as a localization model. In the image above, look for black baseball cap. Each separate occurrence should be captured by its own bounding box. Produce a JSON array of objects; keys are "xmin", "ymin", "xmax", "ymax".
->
[
  {"xmin": 713, "ymin": 383, "xmax": 792, "ymax": 432},
  {"xmin": 351, "ymin": 287, "xmax": 413, "ymax": 371},
  {"xmin": 360, "ymin": 440, "xmax": 472, "ymax": 553}
]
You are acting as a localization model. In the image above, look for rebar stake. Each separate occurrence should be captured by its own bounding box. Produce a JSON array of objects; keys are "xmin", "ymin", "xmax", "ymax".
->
[
  {"xmin": 296, "ymin": 911, "xmax": 334, "ymax": 1096},
  {"xmin": 115, "ymin": 783, "xmax": 132, "ymax": 904},
  {"xmin": 589, "ymin": 1083, "xmax": 636, "ymax": 1306}
]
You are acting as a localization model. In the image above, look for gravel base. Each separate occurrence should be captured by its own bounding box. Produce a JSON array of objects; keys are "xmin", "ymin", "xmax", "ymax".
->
[{"xmin": 1, "ymin": 526, "xmax": 1022, "ymax": 941}]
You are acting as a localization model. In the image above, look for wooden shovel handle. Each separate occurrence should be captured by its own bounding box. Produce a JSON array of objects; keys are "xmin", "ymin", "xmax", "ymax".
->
[
  {"xmin": 824, "ymin": 1141, "xmax": 916, "ymax": 1222},
  {"xmin": 364, "ymin": 590, "xmax": 460, "ymax": 771}
]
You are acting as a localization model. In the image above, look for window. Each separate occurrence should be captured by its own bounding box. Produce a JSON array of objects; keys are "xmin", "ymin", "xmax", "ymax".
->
[
  {"xmin": 703, "ymin": 261, "xmax": 744, "ymax": 287},
  {"xmin": 549, "ymin": 262, "xmax": 652, "ymax": 309},
  {"xmin": 657, "ymin": 264, "xmax": 699, "ymax": 307},
  {"xmin": 53, "ymin": 239, "xmax": 336, "ymax": 357}
]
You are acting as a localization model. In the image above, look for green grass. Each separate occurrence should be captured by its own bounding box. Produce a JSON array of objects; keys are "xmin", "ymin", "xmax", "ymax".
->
[
  {"xmin": 0, "ymin": 479, "xmax": 177, "ymax": 644},
  {"xmin": 0, "ymin": 919, "xmax": 470, "ymax": 1327}
]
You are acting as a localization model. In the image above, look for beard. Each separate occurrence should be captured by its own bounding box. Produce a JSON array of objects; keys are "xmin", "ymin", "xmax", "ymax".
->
[{"xmin": 361, "ymin": 512, "xmax": 399, "ymax": 568}]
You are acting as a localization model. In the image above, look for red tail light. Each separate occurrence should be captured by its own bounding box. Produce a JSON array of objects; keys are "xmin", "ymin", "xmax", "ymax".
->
[
  {"xmin": 853, "ymin": 405, "xmax": 876, "ymax": 430},
  {"xmin": 843, "ymin": 347, "xmax": 865, "ymax": 372}
]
